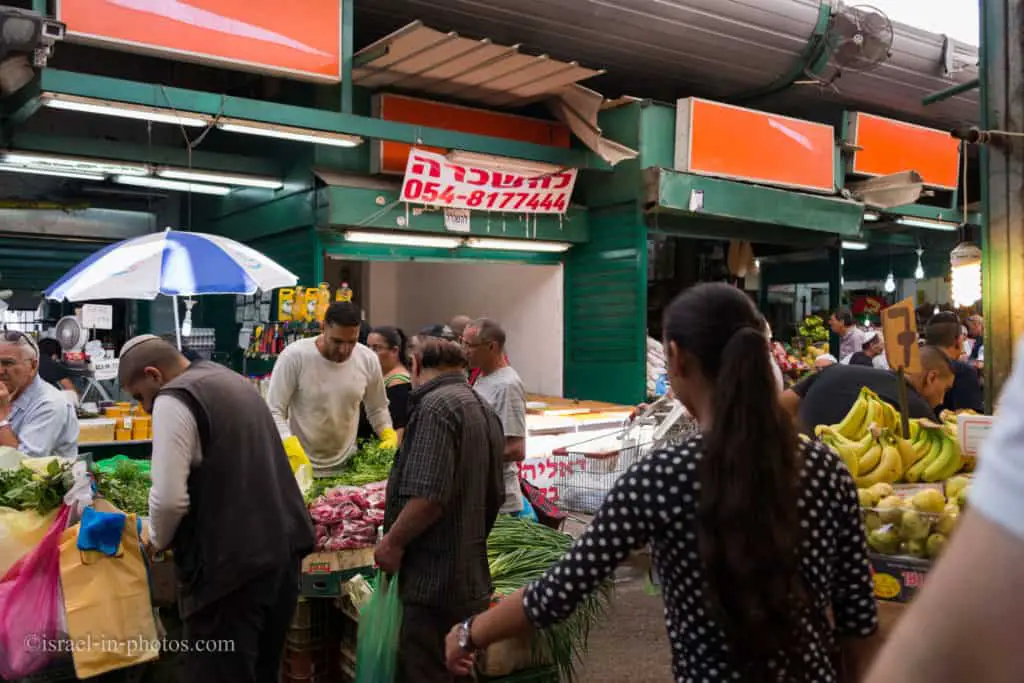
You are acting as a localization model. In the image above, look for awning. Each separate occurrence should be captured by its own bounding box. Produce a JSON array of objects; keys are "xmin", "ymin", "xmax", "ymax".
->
[{"xmin": 353, "ymin": 22, "xmax": 638, "ymax": 165}]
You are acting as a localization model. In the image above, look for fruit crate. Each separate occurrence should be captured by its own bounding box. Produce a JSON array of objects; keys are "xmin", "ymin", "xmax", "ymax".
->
[
  {"xmin": 869, "ymin": 553, "xmax": 931, "ymax": 603},
  {"xmin": 860, "ymin": 485, "xmax": 963, "ymax": 562}
]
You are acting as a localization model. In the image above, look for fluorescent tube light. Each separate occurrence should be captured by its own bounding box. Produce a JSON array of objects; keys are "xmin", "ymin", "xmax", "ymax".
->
[
  {"xmin": 446, "ymin": 150, "xmax": 563, "ymax": 176},
  {"xmin": 217, "ymin": 119, "xmax": 362, "ymax": 148},
  {"xmin": 343, "ymin": 231, "xmax": 462, "ymax": 249},
  {"xmin": 157, "ymin": 168, "xmax": 284, "ymax": 190},
  {"xmin": 863, "ymin": 211, "xmax": 880, "ymax": 222},
  {"xmin": 895, "ymin": 216, "xmax": 959, "ymax": 231},
  {"xmin": 841, "ymin": 240, "xmax": 869, "ymax": 251},
  {"xmin": 40, "ymin": 93, "xmax": 209, "ymax": 128},
  {"xmin": 0, "ymin": 164, "xmax": 104, "ymax": 181},
  {"xmin": 2, "ymin": 151, "xmax": 149, "ymax": 176},
  {"xmin": 465, "ymin": 237, "xmax": 571, "ymax": 253},
  {"xmin": 114, "ymin": 175, "xmax": 232, "ymax": 195}
]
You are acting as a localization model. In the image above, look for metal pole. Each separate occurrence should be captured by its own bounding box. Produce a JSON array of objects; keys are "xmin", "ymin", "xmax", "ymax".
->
[
  {"xmin": 979, "ymin": 0, "xmax": 1024, "ymax": 403},
  {"xmin": 173, "ymin": 295, "xmax": 182, "ymax": 350},
  {"xmin": 340, "ymin": 0, "xmax": 354, "ymax": 114},
  {"xmin": 828, "ymin": 246, "xmax": 842, "ymax": 357},
  {"xmin": 921, "ymin": 77, "xmax": 980, "ymax": 106}
]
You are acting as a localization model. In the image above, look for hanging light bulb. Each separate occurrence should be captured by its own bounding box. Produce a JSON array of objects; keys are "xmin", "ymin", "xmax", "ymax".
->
[
  {"xmin": 883, "ymin": 271, "xmax": 896, "ymax": 293},
  {"xmin": 914, "ymin": 248, "xmax": 925, "ymax": 280},
  {"xmin": 181, "ymin": 298, "xmax": 196, "ymax": 337},
  {"xmin": 933, "ymin": 305, "xmax": 940, "ymax": 316},
  {"xmin": 950, "ymin": 242, "xmax": 982, "ymax": 308}
]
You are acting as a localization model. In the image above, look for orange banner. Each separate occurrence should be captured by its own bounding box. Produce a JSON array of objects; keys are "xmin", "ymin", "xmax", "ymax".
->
[
  {"xmin": 847, "ymin": 112, "xmax": 961, "ymax": 190},
  {"xmin": 674, "ymin": 98, "xmax": 836, "ymax": 193},
  {"xmin": 56, "ymin": 0, "xmax": 340, "ymax": 82}
]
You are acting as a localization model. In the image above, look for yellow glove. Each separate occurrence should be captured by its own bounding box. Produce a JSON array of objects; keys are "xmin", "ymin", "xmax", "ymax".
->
[
  {"xmin": 282, "ymin": 436, "xmax": 310, "ymax": 474},
  {"xmin": 379, "ymin": 428, "xmax": 398, "ymax": 450}
]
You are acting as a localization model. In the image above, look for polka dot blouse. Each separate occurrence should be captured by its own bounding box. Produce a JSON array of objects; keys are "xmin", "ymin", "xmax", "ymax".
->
[{"xmin": 522, "ymin": 435, "xmax": 878, "ymax": 682}]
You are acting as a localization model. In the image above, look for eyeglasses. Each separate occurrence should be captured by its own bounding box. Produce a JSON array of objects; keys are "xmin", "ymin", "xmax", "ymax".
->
[{"xmin": 1, "ymin": 330, "xmax": 38, "ymax": 359}]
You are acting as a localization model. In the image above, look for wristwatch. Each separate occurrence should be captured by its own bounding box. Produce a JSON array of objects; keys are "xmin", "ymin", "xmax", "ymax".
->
[{"xmin": 457, "ymin": 617, "xmax": 479, "ymax": 653}]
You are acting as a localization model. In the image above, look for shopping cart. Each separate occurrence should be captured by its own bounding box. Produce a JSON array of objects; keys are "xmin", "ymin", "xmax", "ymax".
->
[{"xmin": 549, "ymin": 396, "xmax": 700, "ymax": 515}]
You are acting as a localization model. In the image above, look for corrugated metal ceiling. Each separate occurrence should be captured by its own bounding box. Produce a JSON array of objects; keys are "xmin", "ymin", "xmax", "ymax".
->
[
  {"xmin": 354, "ymin": 0, "xmax": 979, "ymax": 127},
  {"xmin": 353, "ymin": 22, "xmax": 604, "ymax": 107}
]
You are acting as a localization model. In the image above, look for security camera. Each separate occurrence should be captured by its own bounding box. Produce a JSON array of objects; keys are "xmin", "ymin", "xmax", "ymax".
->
[{"xmin": 0, "ymin": 7, "xmax": 66, "ymax": 68}]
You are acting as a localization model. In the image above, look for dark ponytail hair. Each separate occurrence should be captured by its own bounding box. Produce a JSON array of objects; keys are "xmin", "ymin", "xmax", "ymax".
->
[
  {"xmin": 664, "ymin": 283, "xmax": 805, "ymax": 680},
  {"xmin": 371, "ymin": 326, "xmax": 408, "ymax": 366}
]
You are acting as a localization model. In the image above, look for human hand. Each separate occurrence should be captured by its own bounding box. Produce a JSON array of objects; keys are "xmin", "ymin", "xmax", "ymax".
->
[
  {"xmin": 374, "ymin": 534, "xmax": 404, "ymax": 574},
  {"xmin": 379, "ymin": 428, "xmax": 398, "ymax": 450},
  {"xmin": 0, "ymin": 383, "xmax": 11, "ymax": 418},
  {"xmin": 445, "ymin": 625, "xmax": 476, "ymax": 676},
  {"xmin": 629, "ymin": 403, "xmax": 649, "ymax": 422}
]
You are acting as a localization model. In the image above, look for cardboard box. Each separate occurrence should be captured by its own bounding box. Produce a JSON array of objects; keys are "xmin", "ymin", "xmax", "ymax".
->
[
  {"xmin": 869, "ymin": 553, "xmax": 931, "ymax": 603},
  {"xmin": 300, "ymin": 548, "xmax": 375, "ymax": 597}
]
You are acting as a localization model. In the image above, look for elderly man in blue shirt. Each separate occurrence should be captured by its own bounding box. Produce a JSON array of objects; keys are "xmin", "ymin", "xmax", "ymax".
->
[{"xmin": 0, "ymin": 331, "xmax": 79, "ymax": 458}]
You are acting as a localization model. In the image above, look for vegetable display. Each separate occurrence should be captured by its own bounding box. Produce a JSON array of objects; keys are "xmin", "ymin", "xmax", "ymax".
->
[
  {"xmin": 305, "ymin": 440, "xmax": 397, "ymax": 503},
  {"xmin": 94, "ymin": 460, "xmax": 151, "ymax": 516},
  {"xmin": 486, "ymin": 517, "xmax": 612, "ymax": 682},
  {"xmin": 0, "ymin": 460, "xmax": 70, "ymax": 514},
  {"xmin": 310, "ymin": 481, "xmax": 386, "ymax": 551}
]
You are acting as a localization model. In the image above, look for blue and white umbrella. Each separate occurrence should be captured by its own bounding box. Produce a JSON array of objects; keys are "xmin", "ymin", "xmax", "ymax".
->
[{"xmin": 45, "ymin": 228, "xmax": 297, "ymax": 347}]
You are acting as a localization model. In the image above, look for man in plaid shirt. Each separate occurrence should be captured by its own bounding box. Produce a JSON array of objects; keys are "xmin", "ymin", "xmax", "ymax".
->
[{"xmin": 377, "ymin": 326, "xmax": 505, "ymax": 682}]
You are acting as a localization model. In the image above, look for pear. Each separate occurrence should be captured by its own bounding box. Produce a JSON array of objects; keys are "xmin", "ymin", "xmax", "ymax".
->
[
  {"xmin": 869, "ymin": 482, "xmax": 895, "ymax": 501},
  {"xmin": 926, "ymin": 533, "xmax": 948, "ymax": 559},
  {"xmin": 956, "ymin": 485, "xmax": 971, "ymax": 509},
  {"xmin": 868, "ymin": 527, "xmax": 901, "ymax": 555},
  {"xmin": 945, "ymin": 476, "xmax": 970, "ymax": 502},
  {"xmin": 877, "ymin": 496, "xmax": 905, "ymax": 524},
  {"xmin": 900, "ymin": 539, "xmax": 928, "ymax": 559},
  {"xmin": 858, "ymin": 488, "xmax": 879, "ymax": 508},
  {"xmin": 912, "ymin": 489, "xmax": 946, "ymax": 514},
  {"xmin": 937, "ymin": 503, "xmax": 960, "ymax": 535},
  {"xmin": 899, "ymin": 510, "xmax": 932, "ymax": 541},
  {"xmin": 863, "ymin": 511, "xmax": 882, "ymax": 533}
]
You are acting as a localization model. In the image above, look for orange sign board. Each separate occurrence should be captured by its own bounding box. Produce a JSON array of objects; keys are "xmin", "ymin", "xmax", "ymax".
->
[
  {"xmin": 674, "ymin": 98, "xmax": 836, "ymax": 193},
  {"xmin": 55, "ymin": 0, "xmax": 341, "ymax": 82},
  {"xmin": 372, "ymin": 94, "xmax": 571, "ymax": 175},
  {"xmin": 847, "ymin": 112, "xmax": 961, "ymax": 190},
  {"xmin": 881, "ymin": 297, "xmax": 923, "ymax": 374}
]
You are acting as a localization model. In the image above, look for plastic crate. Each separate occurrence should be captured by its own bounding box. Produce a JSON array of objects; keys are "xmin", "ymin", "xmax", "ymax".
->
[{"xmin": 282, "ymin": 647, "xmax": 328, "ymax": 678}]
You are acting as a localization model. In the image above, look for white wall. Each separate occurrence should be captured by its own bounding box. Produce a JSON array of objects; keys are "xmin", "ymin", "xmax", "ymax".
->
[{"xmin": 363, "ymin": 260, "xmax": 564, "ymax": 396}]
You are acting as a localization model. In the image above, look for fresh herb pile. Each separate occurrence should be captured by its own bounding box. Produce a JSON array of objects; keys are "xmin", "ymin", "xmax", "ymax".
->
[
  {"xmin": 95, "ymin": 460, "xmax": 151, "ymax": 515},
  {"xmin": 305, "ymin": 439, "xmax": 397, "ymax": 503},
  {"xmin": 0, "ymin": 460, "xmax": 70, "ymax": 514},
  {"xmin": 487, "ymin": 517, "xmax": 613, "ymax": 682}
]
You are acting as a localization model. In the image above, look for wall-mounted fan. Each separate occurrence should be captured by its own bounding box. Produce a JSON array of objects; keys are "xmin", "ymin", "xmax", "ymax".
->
[{"xmin": 798, "ymin": 3, "xmax": 895, "ymax": 89}]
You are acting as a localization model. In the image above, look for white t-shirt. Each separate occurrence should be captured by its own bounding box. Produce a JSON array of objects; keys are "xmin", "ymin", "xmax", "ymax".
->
[
  {"xmin": 972, "ymin": 337, "xmax": 1024, "ymax": 539},
  {"xmin": 473, "ymin": 366, "xmax": 527, "ymax": 514},
  {"xmin": 267, "ymin": 338, "xmax": 391, "ymax": 472}
]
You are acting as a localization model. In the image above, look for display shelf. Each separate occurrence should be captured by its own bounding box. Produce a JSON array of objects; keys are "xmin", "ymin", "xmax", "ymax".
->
[{"xmin": 79, "ymin": 439, "xmax": 152, "ymax": 447}]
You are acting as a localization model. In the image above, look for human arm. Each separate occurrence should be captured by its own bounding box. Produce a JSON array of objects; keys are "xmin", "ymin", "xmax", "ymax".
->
[
  {"xmin": 266, "ymin": 347, "xmax": 299, "ymax": 439},
  {"xmin": 375, "ymin": 400, "xmax": 456, "ymax": 571},
  {"xmin": 0, "ymin": 387, "xmax": 70, "ymax": 456},
  {"xmin": 386, "ymin": 383, "xmax": 411, "ymax": 443},
  {"xmin": 492, "ymin": 382, "xmax": 527, "ymax": 463},
  {"xmin": 864, "ymin": 343, "xmax": 1024, "ymax": 683},
  {"xmin": 446, "ymin": 455, "xmax": 662, "ymax": 673},
  {"xmin": 780, "ymin": 370, "xmax": 820, "ymax": 423},
  {"xmin": 362, "ymin": 354, "xmax": 393, "ymax": 438},
  {"xmin": 147, "ymin": 394, "xmax": 200, "ymax": 551}
]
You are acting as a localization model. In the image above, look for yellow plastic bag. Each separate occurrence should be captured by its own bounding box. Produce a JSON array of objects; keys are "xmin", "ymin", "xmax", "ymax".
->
[
  {"xmin": 0, "ymin": 507, "xmax": 58, "ymax": 575},
  {"xmin": 58, "ymin": 513, "xmax": 159, "ymax": 678},
  {"xmin": 283, "ymin": 435, "xmax": 310, "ymax": 474}
]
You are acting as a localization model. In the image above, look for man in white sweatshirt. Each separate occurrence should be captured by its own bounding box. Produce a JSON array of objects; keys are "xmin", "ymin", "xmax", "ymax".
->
[{"xmin": 268, "ymin": 302, "xmax": 396, "ymax": 475}]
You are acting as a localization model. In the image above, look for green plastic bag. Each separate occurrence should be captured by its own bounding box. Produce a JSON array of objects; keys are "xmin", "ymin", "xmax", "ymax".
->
[
  {"xmin": 93, "ymin": 455, "xmax": 151, "ymax": 476},
  {"xmin": 355, "ymin": 572, "xmax": 403, "ymax": 683}
]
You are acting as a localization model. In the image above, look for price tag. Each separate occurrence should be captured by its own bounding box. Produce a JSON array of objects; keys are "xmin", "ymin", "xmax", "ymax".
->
[
  {"xmin": 81, "ymin": 304, "xmax": 113, "ymax": 330},
  {"xmin": 91, "ymin": 358, "xmax": 119, "ymax": 381},
  {"xmin": 444, "ymin": 208, "xmax": 471, "ymax": 233},
  {"xmin": 880, "ymin": 297, "xmax": 922, "ymax": 374},
  {"xmin": 958, "ymin": 413, "xmax": 994, "ymax": 457}
]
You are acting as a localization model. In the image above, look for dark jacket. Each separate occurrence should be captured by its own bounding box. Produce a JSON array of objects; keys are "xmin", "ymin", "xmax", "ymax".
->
[
  {"xmin": 159, "ymin": 361, "xmax": 315, "ymax": 617},
  {"xmin": 941, "ymin": 359, "xmax": 985, "ymax": 414}
]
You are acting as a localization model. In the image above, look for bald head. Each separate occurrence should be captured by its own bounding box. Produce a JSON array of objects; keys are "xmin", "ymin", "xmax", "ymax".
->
[
  {"xmin": 906, "ymin": 344, "xmax": 956, "ymax": 408},
  {"xmin": 449, "ymin": 315, "xmax": 472, "ymax": 340},
  {"xmin": 118, "ymin": 335, "xmax": 185, "ymax": 384}
]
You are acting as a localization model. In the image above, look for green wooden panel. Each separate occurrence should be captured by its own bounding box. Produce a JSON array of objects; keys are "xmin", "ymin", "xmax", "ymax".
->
[
  {"xmin": 0, "ymin": 238, "xmax": 110, "ymax": 293},
  {"xmin": 563, "ymin": 203, "xmax": 647, "ymax": 405},
  {"xmin": 638, "ymin": 102, "xmax": 676, "ymax": 170},
  {"xmin": 326, "ymin": 186, "xmax": 588, "ymax": 242},
  {"xmin": 580, "ymin": 102, "xmax": 644, "ymax": 207},
  {"xmin": 249, "ymin": 228, "xmax": 320, "ymax": 285},
  {"xmin": 653, "ymin": 169, "xmax": 864, "ymax": 236}
]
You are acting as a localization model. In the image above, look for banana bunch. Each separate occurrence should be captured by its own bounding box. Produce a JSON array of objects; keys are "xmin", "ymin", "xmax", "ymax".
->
[
  {"xmin": 903, "ymin": 419, "xmax": 964, "ymax": 483},
  {"xmin": 823, "ymin": 387, "xmax": 901, "ymax": 443},
  {"xmin": 939, "ymin": 410, "xmax": 976, "ymax": 472}
]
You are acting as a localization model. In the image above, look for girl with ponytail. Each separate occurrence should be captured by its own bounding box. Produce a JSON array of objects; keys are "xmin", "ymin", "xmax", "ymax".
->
[{"xmin": 445, "ymin": 283, "xmax": 878, "ymax": 682}]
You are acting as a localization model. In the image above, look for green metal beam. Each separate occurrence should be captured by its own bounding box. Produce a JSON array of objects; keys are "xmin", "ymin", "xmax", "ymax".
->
[
  {"xmin": 32, "ymin": 0, "xmax": 46, "ymax": 16},
  {"xmin": 325, "ymin": 185, "xmax": 588, "ymax": 242},
  {"xmin": 650, "ymin": 169, "xmax": 865, "ymax": 237},
  {"xmin": 37, "ymin": 70, "xmax": 610, "ymax": 169},
  {"xmin": 200, "ymin": 189, "xmax": 325, "ymax": 243},
  {"xmin": 922, "ymin": 78, "xmax": 980, "ymax": 106},
  {"xmin": 341, "ymin": 0, "xmax": 353, "ymax": 114}
]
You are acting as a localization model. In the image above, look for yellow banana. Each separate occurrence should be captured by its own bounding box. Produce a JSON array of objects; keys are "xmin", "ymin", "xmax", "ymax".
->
[
  {"xmin": 906, "ymin": 432, "xmax": 941, "ymax": 483},
  {"xmin": 858, "ymin": 442, "xmax": 883, "ymax": 474},
  {"xmin": 835, "ymin": 397, "xmax": 869, "ymax": 439},
  {"xmin": 908, "ymin": 419, "xmax": 922, "ymax": 442},
  {"xmin": 923, "ymin": 435, "xmax": 962, "ymax": 482},
  {"xmin": 856, "ymin": 442, "xmax": 903, "ymax": 487},
  {"xmin": 829, "ymin": 441, "xmax": 860, "ymax": 478},
  {"xmin": 895, "ymin": 437, "xmax": 923, "ymax": 472},
  {"xmin": 863, "ymin": 399, "xmax": 881, "ymax": 432},
  {"xmin": 827, "ymin": 429, "xmax": 874, "ymax": 453}
]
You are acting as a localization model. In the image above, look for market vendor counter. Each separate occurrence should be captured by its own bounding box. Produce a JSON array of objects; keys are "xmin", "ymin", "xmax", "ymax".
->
[{"xmin": 79, "ymin": 439, "xmax": 152, "ymax": 461}]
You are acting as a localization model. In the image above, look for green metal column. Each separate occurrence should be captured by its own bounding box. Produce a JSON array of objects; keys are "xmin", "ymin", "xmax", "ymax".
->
[
  {"xmin": 340, "ymin": 0, "xmax": 354, "ymax": 114},
  {"xmin": 32, "ymin": 0, "xmax": 46, "ymax": 15},
  {"xmin": 828, "ymin": 246, "xmax": 842, "ymax": 357},
  {"xmin": 979, "ymin": 0, "xmax": 1024, "ymax": 401}
]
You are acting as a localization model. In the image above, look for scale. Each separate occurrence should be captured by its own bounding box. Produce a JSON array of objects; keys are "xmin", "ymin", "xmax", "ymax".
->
[{"xmin": 55, "ymin": 315, "xmax": 115, "ymax": 404}]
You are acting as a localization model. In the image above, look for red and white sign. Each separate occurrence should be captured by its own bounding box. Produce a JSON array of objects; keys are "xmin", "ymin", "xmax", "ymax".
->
[
  {"xmin": 957, "ymin": 413, "xmax": 994, "ymax": 457},
  {"xmin": 399, "ymin": 148, "xmax": 577, "ymax": 215}
]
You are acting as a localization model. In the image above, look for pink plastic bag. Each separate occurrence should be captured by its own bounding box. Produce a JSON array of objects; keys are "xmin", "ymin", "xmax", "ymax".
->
[{"xmin": 0, "ymin": 504, "xmax": 71, "ymax": 678}]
